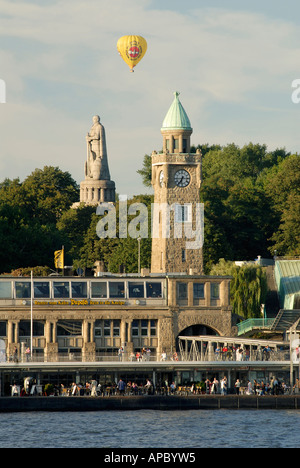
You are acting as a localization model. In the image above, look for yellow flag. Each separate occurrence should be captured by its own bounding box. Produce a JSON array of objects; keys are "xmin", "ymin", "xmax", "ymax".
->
[{"xmin": 54, "ymin": 249, "xmax": 64, "ymax": 269}]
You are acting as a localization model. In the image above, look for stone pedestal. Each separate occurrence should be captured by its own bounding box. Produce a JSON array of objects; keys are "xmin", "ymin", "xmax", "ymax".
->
[{"xmin": 80, "ymin": 179, "xmax": 115, "ymax": 205}]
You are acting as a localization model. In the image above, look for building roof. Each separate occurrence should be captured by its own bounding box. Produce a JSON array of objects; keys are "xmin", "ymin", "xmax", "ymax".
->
[
  {"xmin": 161, "ymin": 91, "xmax": 192, "ymax": 131},
  {"xmin": 275, "ymin": 259, "xmax": 300, "ymax": 309}
]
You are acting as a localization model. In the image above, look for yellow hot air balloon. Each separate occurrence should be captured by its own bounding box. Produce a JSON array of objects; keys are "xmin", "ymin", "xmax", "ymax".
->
[{"xmin": 117, "ymin": 35, "xmax": 147, "ymax": 72}]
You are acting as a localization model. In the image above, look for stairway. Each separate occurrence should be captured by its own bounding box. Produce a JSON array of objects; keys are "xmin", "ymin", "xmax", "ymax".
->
[{"xmin": 271, "ymin": 309, "xmax": 300, "ymax": 332}]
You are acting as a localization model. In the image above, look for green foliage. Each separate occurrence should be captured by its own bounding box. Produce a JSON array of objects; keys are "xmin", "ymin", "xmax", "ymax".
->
[
  {"xmin": 263, "ymin": 154, "xmax": 300, "ymax": 255},
  {"xmin": 1, "ymin": 143, "xmax": 298, "ymax": 275},
  {"xmin": 137, "ymin": 154, "xmax": 152, "ymax": 188},
  {"xmin": 72, "ymin": 195, "xmax": 153, "ymax": 273},
  {"xmin": 44, "ymin": 383, "xmax": 54, "ymax": 396},
  {"xmin": 210, "ymin": 259, "xmax": 268, "ymax": 319},
  {"xmin": 200, "ymin": 143, "xmax": 295, "ymax": 270},
  {"xmin": 137, "ymin": 143, "xmax": 298, "ymax": 272},
  {"xmin": 0, "ymin": 167, "xmax": 79, "ymax": 273},
  {"xmin": 8, "ymin": 266, "xmax": 52, "ymax": 277}
]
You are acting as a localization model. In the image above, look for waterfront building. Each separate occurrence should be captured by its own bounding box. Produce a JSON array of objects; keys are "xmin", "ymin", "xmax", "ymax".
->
[{"xmin": 0, "ymin": 95, "xmax": 299, "ymax": 395}]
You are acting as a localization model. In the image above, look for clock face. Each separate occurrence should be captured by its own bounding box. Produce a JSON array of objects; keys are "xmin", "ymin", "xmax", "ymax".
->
[
  {"xmin": 159, "ymin": 170, "xmax": 164, "ymax": 187},
  {"xmin": 174, "ymin": 169, "xmax": 190, "ymax": 187}
]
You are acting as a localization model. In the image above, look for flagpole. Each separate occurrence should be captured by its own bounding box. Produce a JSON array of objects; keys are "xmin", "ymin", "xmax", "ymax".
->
[{"xmin": 30, "ymin": 270, "xmax": 33, "ymax": 360}]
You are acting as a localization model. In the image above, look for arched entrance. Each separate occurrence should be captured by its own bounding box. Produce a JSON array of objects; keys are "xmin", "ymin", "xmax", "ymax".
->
[
  {"xmin": 176, "ymin": 324, "xmax": 219, "ymax": 352},
  {"xmin": 179, "ymin": 324, "xmax": 219, "ymax": 337}
]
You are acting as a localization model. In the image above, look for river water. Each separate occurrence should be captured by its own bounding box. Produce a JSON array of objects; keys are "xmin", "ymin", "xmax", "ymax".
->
[{"xmin": 0, "ymin": 409, "xmax": 299, "ymax": 448}]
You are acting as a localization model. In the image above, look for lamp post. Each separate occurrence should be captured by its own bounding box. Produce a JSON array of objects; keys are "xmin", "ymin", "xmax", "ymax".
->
[
  {"xmin": 30, "ymin": 270, "xmax": 33, "ymax": 361},
  {"xmin": 137, "ymin": 236, "xmax": 141, "ymax": 274}
]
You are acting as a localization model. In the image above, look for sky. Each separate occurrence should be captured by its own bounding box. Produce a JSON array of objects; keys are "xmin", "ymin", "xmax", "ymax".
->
[{"xmin": 0, "ymin": 0, "xmax": 300, "ymax": 197}]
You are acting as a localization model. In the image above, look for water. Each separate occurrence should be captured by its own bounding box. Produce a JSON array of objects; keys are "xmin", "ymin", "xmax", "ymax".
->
[{"xmin": 0, "ymin": 410, "xmax": 299, "ymax": 448}]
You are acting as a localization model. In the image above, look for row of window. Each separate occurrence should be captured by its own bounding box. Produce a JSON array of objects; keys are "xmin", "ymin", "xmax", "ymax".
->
[
  {"xmin": 178, "ymin": 282, "xmax": 220, "ymax": 300},
  {"xmin": 0, "ymin": 319, "xmax": 158, "ymax": 338},
  {"xmin": 0, "ymin": 280, "xmax": 163, "ymax": 300}
]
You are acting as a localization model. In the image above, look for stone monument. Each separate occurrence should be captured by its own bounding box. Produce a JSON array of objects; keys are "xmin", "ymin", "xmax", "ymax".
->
[{"xmin": 76, "ymin": 115, "xmax": 116, "ymax": 206}]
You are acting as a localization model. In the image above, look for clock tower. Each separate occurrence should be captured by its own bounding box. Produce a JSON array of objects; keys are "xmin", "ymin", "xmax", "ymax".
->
[{"xmin": 151, "ymin": 92, "xmax": 203, "ymax": 274}]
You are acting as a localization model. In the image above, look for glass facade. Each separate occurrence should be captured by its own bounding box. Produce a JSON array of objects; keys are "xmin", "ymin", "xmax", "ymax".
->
[
  {"xmin": 0, "ymin": 282, "xmax": 12, "ymax": 299},
  {"xmin": 109, "ymin": 282, "xmax": 125, "ymax": 298},
  {"xmin": 16, "ymin": 282, "xmax": 31, "ymax": 299},
  {"xmin": 193, "ymin": 283, "xmax": 204, "ymax": 299},
  {"xmin": 91, "ymin": 282, "xmax": 107, "ymax": 298},
  {"xmin": 34, "ymin": 282, "xmax": 50, "ymax": 298},
  {"xmin": 54, "ymin": 282, "xmax": 69, "ymax": 298}
]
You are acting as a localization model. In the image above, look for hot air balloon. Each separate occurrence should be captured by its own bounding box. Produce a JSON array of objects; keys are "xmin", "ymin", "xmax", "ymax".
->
[{"xmin": 117, "ymin": 35, "xmax": 147, "ymax": 72}]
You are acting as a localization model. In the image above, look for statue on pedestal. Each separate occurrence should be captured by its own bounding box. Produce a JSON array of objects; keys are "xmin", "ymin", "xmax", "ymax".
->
[
  {"xmin": 72, "ymin": 114, "xmax": 115, "ymax": 208},
  {"xmin": 85, "ymin": 115, "xmax": 110, "ymax": 180}
]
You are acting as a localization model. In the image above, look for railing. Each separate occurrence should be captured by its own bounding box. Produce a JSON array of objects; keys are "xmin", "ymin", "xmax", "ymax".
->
[
  {"xmin": 237, "ymin": 318, "xmax": 275, "ymax": 336},
  {"xmin": 1, "ymin": 349, "xmax": 294, "ymax": 364}
]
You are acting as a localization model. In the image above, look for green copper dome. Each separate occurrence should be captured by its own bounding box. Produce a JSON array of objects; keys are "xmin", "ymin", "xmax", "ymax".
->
[{"xmin": 161, "ymin": 91, "xmax": 192, "ymax": 131}]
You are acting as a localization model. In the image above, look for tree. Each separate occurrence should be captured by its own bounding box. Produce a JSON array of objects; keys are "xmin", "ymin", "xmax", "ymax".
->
[
  {"xmin": 22, "ymin": 166, "xmax": 79, "ymax": 224},
  {"xmin": 263, "ymin": 154, "xmax": 300, "ymax": 255},
  {"xmin": 137, "ymin": 154, "xmax": 152, "ymax": 188},
  {"xmin": 200, "ymin": 143, "xmax": 291, "ymax": 269},
  {"xmin": 210, "ymin": 259, "xmax": 267, "ymax": 319},
  {"xmin": 72, "ymin": 195, "xmax": 153, "ymax": 273},
  {"xmin": 0, "ymin": 166, "xmax": 79, "ymax": 273},
  {"xmin": 57, "ymin": 204, "xmax": 96, "ymax": 263}
]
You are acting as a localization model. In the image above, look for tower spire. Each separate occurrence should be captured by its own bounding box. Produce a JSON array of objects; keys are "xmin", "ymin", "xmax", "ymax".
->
[{"xmin": 161, "ymin": 92, "xmax": 192, "ymax": 154}]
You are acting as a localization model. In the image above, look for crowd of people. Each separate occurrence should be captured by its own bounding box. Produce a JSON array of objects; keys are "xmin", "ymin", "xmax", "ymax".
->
[
  {"xmin": 214, "ymin": 345, "xmax": 277, "ymax": 362},
  {"xmin": 64, "ymin": 378, "xmax": 155, "ymax": 397},
  {"xmin": 198, "ymin": 376, "xmax": 291, "ymax": 396},
  {"xmin": 10, "ymin": 374, "xmax": 297, "ymax": 397}
]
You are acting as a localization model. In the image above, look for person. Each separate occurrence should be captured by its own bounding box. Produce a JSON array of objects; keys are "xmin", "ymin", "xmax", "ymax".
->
[
  {"xmin": 71, "ymin": 382, "xmax": 77, "ymax": 396},
  {"xmin": 170, "ymin": 382, "xmax": 176, "ymax": 394},
  {"xmin": 263, "ymin": 345, "xmax": 271, "ymax": 361},
  {"xmin": 205, "ymin": 378, "xmax": 211, "ymax": 394},
  {"xmin": 144, "ymin": 379, "xmax": 152, "ymax": 394},
  {"xmin": 215, "ymin": 346, "xmax": 221, "ymax": 360},
  {"xmin": 11, "ymin": 383, "xmax": 19, "ymax": 397},
  {"xmin": 236, "ymin": 347, "xmax": 243, "ymax": 362},
  {"xmin": 118, "ymin": 347, "xmax": 124, "ymax": 362},
  {"xmin": 146, "ymin": 348, "xmax": 151, "ymax": 361},
  {"xmin": 222, "ymin": 346, "xmax": 228, "ymax": 361},
  {"xmin": 274, "ymin": 377, "xmax": 279, "ymax": 395},
  {"xmin": 117, "ymin": 379, "xmax": 126, "ymax": 395},
  {"xmin": 90, "ymin": 380, "xmax": 97, "ymax": 397},
  {"xmin": 293, "ymin": 378, "xmax": 300, "ymax": 394},
  {"xmin": 136, "ymin": 351, "xmax": 141, "ymax": 362},
  {"xmin": 247, "ymin": 380, "xmax": 253, "ymax": 395},
  {"xmin": 221, "ymin": 376, "xmax": 227, "ymax": 395},
  {"xmin": 235, "ymin": 379, "xmax": 241, "ymax": 395},
  {"xmin": 160, "ymin": 351, "xmax": 167, "ymax": 361},
  {"xmin": 211, "ymin": 377, "xmax": 219, "ymax": 394},
  {"xmin": 25, "ymin": 347, "xmax": 31, "ymax": 362},
  {"xmin": 270, "ymin": 377, "xmax": 274, "ymax": 395},
  {"xmin": 132, "ymin": 382, "xmax": 138, "ymax": 395}
]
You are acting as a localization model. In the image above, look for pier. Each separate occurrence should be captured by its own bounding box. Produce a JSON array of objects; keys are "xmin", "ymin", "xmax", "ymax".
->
[{"xmin": 1, "ymin": 394, "xmax": 300, "ymax": 412}]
